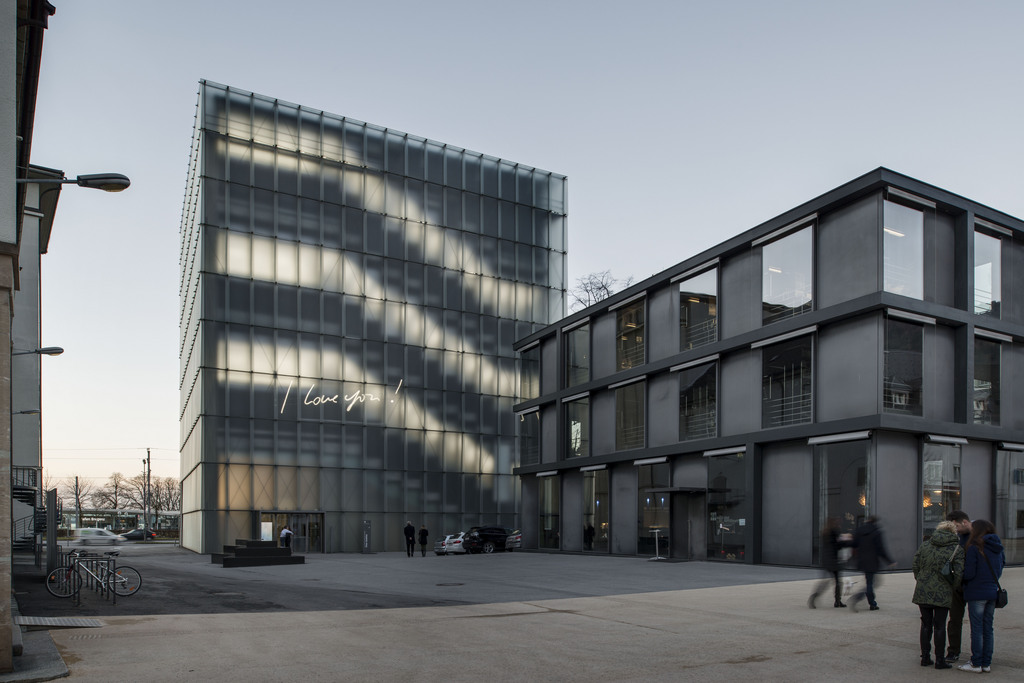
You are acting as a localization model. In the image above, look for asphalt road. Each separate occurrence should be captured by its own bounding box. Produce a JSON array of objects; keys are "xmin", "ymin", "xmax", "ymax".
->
[{"xmin": 13, "ymin": 542, "xmax": 821, "ymax": 617}]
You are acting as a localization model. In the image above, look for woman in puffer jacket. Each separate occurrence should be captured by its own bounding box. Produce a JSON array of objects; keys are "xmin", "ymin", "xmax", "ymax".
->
[
  {"xmin": 959, "ymin": 519, "xmax": 1005, "ymax": 673},
  {"xmin": 912, "ymin": 520, "xmax": 964, "ymax": 669}
]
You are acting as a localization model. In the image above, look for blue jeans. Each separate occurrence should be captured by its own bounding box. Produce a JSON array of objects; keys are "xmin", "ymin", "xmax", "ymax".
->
[{"xmin": 966, "ymin": 600, "xmax": 995, "ymax": 667}]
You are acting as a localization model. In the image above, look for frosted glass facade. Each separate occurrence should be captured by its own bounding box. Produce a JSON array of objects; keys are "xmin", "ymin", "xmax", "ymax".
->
[{"xmin": 180, "ymin": 81, "xmax": 567, "ymax": 553}]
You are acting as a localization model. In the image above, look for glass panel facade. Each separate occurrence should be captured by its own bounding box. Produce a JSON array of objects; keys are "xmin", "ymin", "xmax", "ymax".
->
[
  {"xmin": 565, "ymin": 397, "xmax": 589, "ymax": 458},
  {"xmin": 583, "ymin": 469, "xmax": 609, "ymax": 552},
  {"xmin": 884, "ymin": 318, "xmax": 923, "ymax": 416},
  {"xmin": 519, "ymin": 411, "xmax": 540, "ymax": 466},
  {"xmin": 762, "ymin": 336, "xmax": 813, "ymax": 428},
  {"xmin": 564, "ymin": 324, "xmax": 590, "ymax": 388},
  {"xmin": 638, "ymin": 463, "xmax": 669, "ymax": 556},
  {"xmin": 883, "ymin": 200, "xmax": 924, "ymax": 299},
  {"xmin": 520, "ymin": 345, "xmax": 540, "ymax": 400},
  {"xmin": 762, "ymin": 227, "xmax": 812, "ymax": 324},
  {"xmin": 180, "ymin": 82, "xmax": 567, "ymax": 553},
  {"xmin": 679, "ymin": 268, "xmax": 717, "ymax": 350},
  {"xmin": 539, "ymin": 475, "xmax": 560, "ymax": 549},
  {"xmin": 995, "ymin": 449, "xmax": 1024, "ymax": 565},
  {"xmin": 679, "ymin": 362, "xmax": 716, "ymax": 441},
  {"xmin": 812, "ymin": 441, "xmax": 868, "ymax": 564},
  {"xmin": 615, "ymin": 381, "xmax": 645, "ymax": 451},
  {"xmin": 974, "ymin": 230, "xmax": 1002, "ymax": 317},
  {"xmin": 973, "ymin": 338, "xmax": 1000, "ymax": 425},
  {"xmin": 616, "ymin": 301, "xmax": 645, "ymax": 370},
  {"xmin": 922, "ymin": 443, "xmax": 961, "ymax": 539},
  {"xmin": 708, "ymin": 453, "xmax": 747, "ymax": 561}
]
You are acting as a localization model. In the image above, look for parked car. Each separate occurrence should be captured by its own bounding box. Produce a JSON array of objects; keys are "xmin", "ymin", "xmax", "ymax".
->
[
  {"xmin": 464, "ymin": 526, "xmax": 514, "ymax": 554},
  {"xmin": 434, "ymin": 534, "xmax": 454, "ymax": 555},
  {"xmin": 444, "ymin": 532, "xmax": 469, "ymax": 554},
  {"xmin": 505, "ymin": 529, "xmax": 522, "ymax": 551},
  {"xmin": 74, "ymin": 528, "xmax": 123, "ymax": 546},
  {"xmin": 119, "ymin": 528, "xmax": 156, "ymax": 541}
]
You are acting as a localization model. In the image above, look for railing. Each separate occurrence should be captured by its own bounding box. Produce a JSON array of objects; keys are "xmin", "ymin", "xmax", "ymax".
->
[{"xmin": 12, "ymin": 466, "xmax": 41, "ymax": 489}]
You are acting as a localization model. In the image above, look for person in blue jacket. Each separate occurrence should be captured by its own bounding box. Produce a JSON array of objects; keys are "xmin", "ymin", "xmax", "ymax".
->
[{"xmin": 958, "ymin": 519, "xmax": 1004, "ymax": 673}]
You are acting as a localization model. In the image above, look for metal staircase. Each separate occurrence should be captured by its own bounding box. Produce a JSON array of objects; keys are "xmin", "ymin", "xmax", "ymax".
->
[{"xmin": 12, "ymin": 467, "xmax": 45, "ymax": 552}]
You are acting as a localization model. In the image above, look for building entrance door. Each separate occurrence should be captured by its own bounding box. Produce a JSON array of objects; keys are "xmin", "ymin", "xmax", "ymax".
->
[
  {"xmin": 670, "ymin": 492, "xmax": 706, "ymax": 560},
  {"xmin": 260, "ymin": 512, "xmax": 323, "ymax": 553}
]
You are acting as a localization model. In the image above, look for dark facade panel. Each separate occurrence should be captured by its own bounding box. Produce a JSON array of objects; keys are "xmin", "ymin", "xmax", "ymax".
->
[
  {"xmin": 817, "ymin": 314, "xmax": 879, "ymax": 422},
  {"xmin": 817, "ymin": 194, "xmax": 878, "ymax": 308},
  {"xmin": 761, "ymin": 441, "xmax": 812, "ymax": 565}
]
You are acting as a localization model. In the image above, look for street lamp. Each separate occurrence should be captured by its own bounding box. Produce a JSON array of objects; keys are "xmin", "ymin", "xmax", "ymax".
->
[
  {"xmin": 16, "ymin": 173, "xmax": 130, "ymax": 192},
  {"xmin": 12, "ymin": 410, "xmax": 40, "ymax": 415},
  {"xmin": 12, "ymin": 347, "xmax": 63, "ymax": 356}
]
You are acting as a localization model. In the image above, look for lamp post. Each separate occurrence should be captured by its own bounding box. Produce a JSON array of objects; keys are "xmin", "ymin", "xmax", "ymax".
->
[
  {"xmin": 15, "ymin": 173, "xmax": 131, "ymax": 192},
  {"xmin": 12, "ymin": 347, "xmax": 63, "ymax": 356}
]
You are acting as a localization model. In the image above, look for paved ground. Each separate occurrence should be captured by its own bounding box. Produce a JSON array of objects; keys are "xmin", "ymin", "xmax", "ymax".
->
[{"xmin": 7, "ymin": 544, "xmax": 1024, "ymax": 682}]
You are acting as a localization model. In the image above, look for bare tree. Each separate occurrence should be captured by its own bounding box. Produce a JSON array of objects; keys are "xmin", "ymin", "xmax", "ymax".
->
[
  {"xmin": 569, "ymin": 270, "xmax": 635, "ymax": 311},
  {"xmin": 152, "ymin": 476, "xmax": 182, "ymax": 512},
  {"xmin": 60, "ymin": 476, "xmax": 96, "ymax": 528},
  {"xmin": 121, "ymin": 473, "xmax": 148, "ymax": 510},
  {"xmin": 91, "ymin": 472, "xmax": 129, "ymax": 511}
]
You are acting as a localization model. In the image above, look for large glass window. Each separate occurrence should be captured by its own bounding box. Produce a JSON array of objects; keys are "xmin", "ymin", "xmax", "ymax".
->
[
  {"xmin": 679, "ymin": 268, "xmax": 717, "ymax": 350},
  {"xmin": 762, "ymin": 336, "xmax": 813, "ymax": 428},
  {"xmin": 679, "ymin": 362, "xmax": 716, "ymax": 441},
  {"xmin": 638, "ymin": 463, "xmax": 670, "ymax": 556},
  {"xmin": 565, "ymin": 324, "xmax": 590, "ymax": 387},
  {"xmin": 813, "ymin": 440, "xmax": 868, "ymax": 564},
  {"xmin": 708, "ymin": 453, "xmax": 747, "ymax": 561},
  {"xmin": 884, "ymin": 318, "xmax": 923, "ymax": 416},
  {"xmin": 974, "ymin": 338, "xmax": 1001, "ymax": 425},
  {"xmin": 995, "ymin": 448, "xmax": 1024, "ymax": 565},
  {"xmin": 565, "ymin": 397, "xmax": 589, "ymax": 458},
  {"xmin": 539, "ymin": 475, "xmax": 560, "ymax": 549},
  {"xmin": 583, "ymin": 469, "xmax": 609, "ymax": 553},
  {"xmin": 615, "ymin": 381, "xmax": 645, "ymax": 451},
  {"xmin": 519, "ymin": 411, "xmax": 540, "ymax": 466},
  {"xmin": 974, "ymin": 230, "xmax": 1002, "ymax": 317},
  {"xmin": 520, "ymin": 345, "xmax": 539, "ymax": 400},
  {"xmin": 762, "ymin": 227, "xmax": 812, "ymax": 324},
  {"xmin": 883, "ymin": 200, "xmax": 924, "ymax": 299},
  {"xmin": 922, "ymin": 443, "xmax": 961, "ymax": 539},
  {"xmin": 616, "ymin": 301, "xmax": 645, "ymax": 370}
]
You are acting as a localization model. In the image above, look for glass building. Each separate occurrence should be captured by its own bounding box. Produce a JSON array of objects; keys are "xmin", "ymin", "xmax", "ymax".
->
[
  {"xmin": 180, "ymin": 82, "xmax": 567, "ymax": 553},
  {"xmin": 514, "ymin": 169, "xmax": 1024, "ymax": 568}
]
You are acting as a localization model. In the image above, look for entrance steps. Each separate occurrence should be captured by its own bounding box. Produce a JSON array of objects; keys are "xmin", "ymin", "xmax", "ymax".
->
[{"xmin": 215, "ymin": 539, "xmax": 305, "ymax": 567}]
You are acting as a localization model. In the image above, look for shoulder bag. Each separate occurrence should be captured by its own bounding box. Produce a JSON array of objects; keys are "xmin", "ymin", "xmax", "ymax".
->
[
  {"xmin": 980, "ymin": 549, "xmax": 1008, "ymax": 609},
  {"xmin": 940, "ymin": 546, "xmax": 959, "ymax": 585}
]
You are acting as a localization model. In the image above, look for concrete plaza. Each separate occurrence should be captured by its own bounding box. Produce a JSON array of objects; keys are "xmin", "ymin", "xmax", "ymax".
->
[{"xmin": 7, "ymin": 545, "xmax": 1024, "ymax": 682}]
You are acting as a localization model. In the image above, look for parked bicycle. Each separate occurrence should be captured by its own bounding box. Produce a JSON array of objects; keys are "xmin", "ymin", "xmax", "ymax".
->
[{"xmin": 45, "ymin": 550, "xmax": 142, "ymax": 598}]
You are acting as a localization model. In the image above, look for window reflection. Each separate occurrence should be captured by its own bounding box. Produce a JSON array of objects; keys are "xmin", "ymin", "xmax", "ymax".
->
[
  {"xmin": 679, "ymin": 362, "xmax": 716, "ymax": 441},
  {"xmin": 679, "ymin": 268, "xmax": 717, "ymax": 350},
  {"xmin": 922, "ymin": 443, "xmax": 961, "ymax": 540},
  {"xmin": 761, "ymin": 336, "xmax": 813, "ymax": 428},
  {"xmin": 565, "ymin": 397, "xmax": 589, "ymax": 458},
  {"xmin": 883, "ymin": 200, "xmax": 924, "ymax": 299},
  {"xmin": 520, "ymin": 345, "xmax": 540, "ymax": 400},
  {"xmin": 615, "ymin": 381, "xmax": 645, "ymax": 451},
  {"xmin": 708, "ymin": 453, "xmax": 747, "ymax": 561},
  {"xmin": 616, "ymin": 301, "xmax": 645, "ymax": 370},
  {"xmin": 812, "ymin": 440, "xmax": 867, "ymax": 564},
  {"xmin": 973, "ymin": 338, "xmax": 1000, "ymax": 425},
  {"xmin": 519, "ymin": 411, "xmax": 540, "ymax": 466},
  {"xmin": 974, "ymin": 230, "xmax": 1001, "ymax": 317},
  {"xmin": 884, "ymin": 318, "xmax": 923, "ymax": 416},
  {"xmin": 995, "ymin": 449, "xmax": 1024, "ymax": 565},
  {"xmin": 583, "ymin": 469, "xmax": 609, "ymax": 552},
  {"xmin": 565, "ymin": 324, "xmax": 590, "ymax": 387},
  {"xmin": 539, "ymin": 475, "xmax": 560, "ymax": 549},
  {"xmin": 762, "ymin": 227, "xmax": 812, "ymax": 324},
  {"xmin": 638, "ymin": 463, "xmax": 669, "ymax": 556}
]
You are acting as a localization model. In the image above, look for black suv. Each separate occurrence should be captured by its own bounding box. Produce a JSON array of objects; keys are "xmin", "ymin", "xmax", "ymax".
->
[{"xmin": 463, "ymin": 526, "xmax": 513, "ymax": 554}]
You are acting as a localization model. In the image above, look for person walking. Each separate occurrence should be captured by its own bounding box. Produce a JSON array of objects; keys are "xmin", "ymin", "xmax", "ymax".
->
[
  {"xmin": 279, "ymin": 525, "xmax": 294, "ymax": 548},
  {"xmin": 848, "ymin": 515, "xmax": 895, "ymax": 612},
  {"xmin": 958, "ymin": 519, "xmax": 1004, "ymax": 673},
  {"xmin": 418, "ymin": 525, "xmax": 429, "ymax": 557},
  {"xmin": 912, "ymin": 520, "xmax": 964, "ymax": 669},
  {"xmin": 808, "ymin": 517, "xmax": 851, "ymax": 609},
  {"xmin": 403, "ymin": 521, "xmax": 416, "ymax": 557},
  {"xmin": 944, "ymin": 510, "xmax": 972, "ymax": 664}
]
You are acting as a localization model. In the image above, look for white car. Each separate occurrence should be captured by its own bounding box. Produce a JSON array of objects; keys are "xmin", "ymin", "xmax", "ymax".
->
[
  {"xmin": 434, "ymin": 535, "xmax": 454, "ymax": 555},
  {"xmin": 74, "ymin": 528, "xmax": 123, "ymax": 546},
  {"xmin": 444, "ymin": 532, "xmax": 469, "ymax": 554}
]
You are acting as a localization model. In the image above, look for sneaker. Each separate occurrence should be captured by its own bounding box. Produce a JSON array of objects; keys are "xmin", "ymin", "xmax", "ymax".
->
[
  {"xmin": 935, "ymin": 661, "xmax": 951, "ymax": 670},
  {"xmin": 982, "ymin": 667, "xmax": 991, "ymax": 673},
  {"xmin": 869, "ymin": 605, "xmax": 880, "ymax": 611},
  {"xmin": 946, "ymin": 654, "xmax": 960, "ymax": 664},
  {"xmin": 958, "ymin": 663, "xmax": 983, "ymax": 673}
]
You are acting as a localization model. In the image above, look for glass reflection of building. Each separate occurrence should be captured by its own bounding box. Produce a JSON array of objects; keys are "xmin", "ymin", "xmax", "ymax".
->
[
  {"xmin": 180, "ymin": 82, "xmax": 567, "ymax": 554},
  {"xmin": 514, "ymin": 169, "xmax": 1023, "ymax": 567}
]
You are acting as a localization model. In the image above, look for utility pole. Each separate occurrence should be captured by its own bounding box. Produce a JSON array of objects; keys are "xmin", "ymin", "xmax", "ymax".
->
[{"xmin": 143, "ymin": 449, "xmax": 151, "ymax": 541}]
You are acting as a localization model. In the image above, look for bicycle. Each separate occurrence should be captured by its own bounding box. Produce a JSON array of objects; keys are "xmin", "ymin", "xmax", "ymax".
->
[{"xmin": 45, "ymin": 550, "xmax": 143, "ymax": 598}]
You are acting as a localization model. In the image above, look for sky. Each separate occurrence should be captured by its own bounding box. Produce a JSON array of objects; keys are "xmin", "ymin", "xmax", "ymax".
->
[{"xmin": 29, "ymin": 1, "xmax": 1024, "ymax": 485}]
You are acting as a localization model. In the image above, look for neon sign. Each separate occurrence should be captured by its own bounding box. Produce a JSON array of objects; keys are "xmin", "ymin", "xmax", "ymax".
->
[{"xmin": 280, "ymin": 379, "xmax": 403, "ymax": 414}]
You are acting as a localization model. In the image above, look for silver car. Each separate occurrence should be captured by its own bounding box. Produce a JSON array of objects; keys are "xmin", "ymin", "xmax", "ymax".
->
[
  {"xmin": 434, "ymin": 535, "xmax": 454, "ymax": 555},
  {"xmin": 74, "ymin": 528, "xmax": 124, "ymax": 546}
]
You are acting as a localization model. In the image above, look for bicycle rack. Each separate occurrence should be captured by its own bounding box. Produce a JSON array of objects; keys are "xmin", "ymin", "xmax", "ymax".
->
[{"xmin": 60, "ymin": 551, "xmax": 118, "ymax": 606}]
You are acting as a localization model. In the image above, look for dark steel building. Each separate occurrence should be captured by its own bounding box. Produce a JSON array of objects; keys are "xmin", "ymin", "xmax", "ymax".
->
[{"xmin": 514, "ymin": 168, "xmax": 1023, "ymax": 568}]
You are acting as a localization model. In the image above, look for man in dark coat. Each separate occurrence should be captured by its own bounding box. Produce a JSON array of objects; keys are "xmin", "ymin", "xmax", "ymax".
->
[
  {"xmin": 944, "ymin": 510, "xmax": 972, "ymax": 664},
  {"xmin": 403, "ymin": 521, "xmax": 416, "ymax": 557},
  {"xmin": 849, "ymin": 515, "xmax": 894, "ymax": 611}
]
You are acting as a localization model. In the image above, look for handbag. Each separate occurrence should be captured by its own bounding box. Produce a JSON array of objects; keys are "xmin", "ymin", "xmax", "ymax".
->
[
  {"xmin": 940, "ymin": 546, "xmax": 959, "ymax": 585},
  {"xmin": 980, "ymin": 549, "xmax": 1008, "ymax": 609}
]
